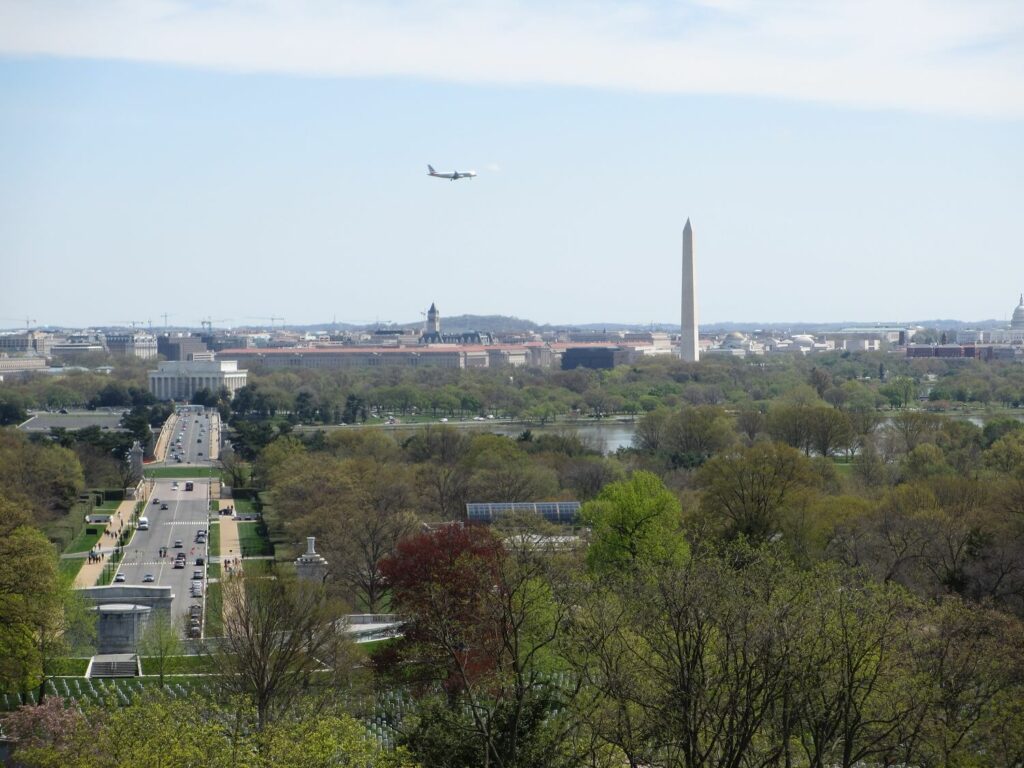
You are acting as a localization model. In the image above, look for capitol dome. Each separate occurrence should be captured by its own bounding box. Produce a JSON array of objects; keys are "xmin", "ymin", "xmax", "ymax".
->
[{"xmin": 1012, "ymin": 294, "xmax": 1024, "ymax": 330}]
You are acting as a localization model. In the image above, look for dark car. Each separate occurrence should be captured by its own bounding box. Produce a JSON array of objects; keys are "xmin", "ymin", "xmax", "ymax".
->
[
  {"xmin": 195, "ymin": 557, "xmax": 205, "ymax": 565},
  {"xmin": 160, "ymin": 503, "xmax": 168, "ymax": 510}
]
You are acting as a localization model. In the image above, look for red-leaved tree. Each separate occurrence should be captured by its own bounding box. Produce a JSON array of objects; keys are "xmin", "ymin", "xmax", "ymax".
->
[{"xmin": 377, "ymin": 523, "xmax": 505, "ymax": 697}]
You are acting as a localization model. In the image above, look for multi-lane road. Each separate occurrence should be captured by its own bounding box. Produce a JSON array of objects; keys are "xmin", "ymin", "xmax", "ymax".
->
[{"xmin": 114, "ymin": 407, "xmax": 218, "ymax": 633}]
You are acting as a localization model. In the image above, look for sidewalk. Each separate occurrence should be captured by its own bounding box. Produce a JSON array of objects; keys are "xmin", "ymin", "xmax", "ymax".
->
[
  {"xmin": 217, "ymin": 500, "xmax": 243, "ymax": 628},
  {"xmin": 73, "ymin": 498, "xmax": 139, "ymax": 588},
  {"xmin": 208, "ymin": 412, "xmax": 221, "ymax": 461},
  {"xmin": 152, "ymin": 412, "xmax": 179, "ymax": 463}
]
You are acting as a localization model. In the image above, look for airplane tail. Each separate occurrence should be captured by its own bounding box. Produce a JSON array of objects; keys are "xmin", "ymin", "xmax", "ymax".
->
[{"xmin": 427, "ymin": 164, "xmax": 436, "ymax": 174}]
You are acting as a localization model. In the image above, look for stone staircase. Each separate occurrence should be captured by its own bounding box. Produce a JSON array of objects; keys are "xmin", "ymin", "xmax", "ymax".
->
[{"xmin": 88, "ymin": 656, "xmax": 139, "ymax": 678}]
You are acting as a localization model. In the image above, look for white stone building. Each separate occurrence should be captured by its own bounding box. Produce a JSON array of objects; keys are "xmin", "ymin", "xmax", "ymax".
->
[{"xmin": 148, "ymin": 359, "xmax": 247, "ymax": 401}]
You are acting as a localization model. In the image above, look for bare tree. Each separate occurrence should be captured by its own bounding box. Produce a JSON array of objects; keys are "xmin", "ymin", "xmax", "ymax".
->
[
  {"xmin": 206, "ymin": 572, "xmax": 354, "ymax": 731},
  {"xmin": 140, "ymin": 610, "xmax": 181, "ymax": 687}
]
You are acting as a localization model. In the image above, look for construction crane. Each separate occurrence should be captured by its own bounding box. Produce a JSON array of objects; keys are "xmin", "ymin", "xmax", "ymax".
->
[
  {"xmin": 160, "ymin": 312, "xmax": 173, "ymax": 329},
  {"xmin": 1, "ymin": 317, "xmax": 38, "ymax": 331},
  {"xmin": 246, "ymin": 316, "xmax": 285, "ymax": 328},
  {"xmin": 200, "ymin": 317, "xmax": 233, "ymax": 332}
]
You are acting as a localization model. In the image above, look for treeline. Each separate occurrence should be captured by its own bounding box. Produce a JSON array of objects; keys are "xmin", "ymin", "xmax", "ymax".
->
[{"xmin": 368, "ymin": 509, "xmax": 1024, "ymax": 767}]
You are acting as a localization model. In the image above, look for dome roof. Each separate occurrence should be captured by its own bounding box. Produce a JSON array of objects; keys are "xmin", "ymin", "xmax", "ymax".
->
[{"xmin": 1012, "ymin": 294, "xmax": 1024, "ymax": 330}]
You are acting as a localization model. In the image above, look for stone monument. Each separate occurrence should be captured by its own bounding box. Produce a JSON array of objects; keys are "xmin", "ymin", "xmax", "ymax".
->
[{"xmin": 295, "ymin": 536, "xmax": 329, "ymax": 584}]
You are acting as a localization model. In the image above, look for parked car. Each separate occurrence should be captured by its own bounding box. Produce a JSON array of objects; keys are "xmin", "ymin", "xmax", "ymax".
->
[
  {"xmin": 192, "ymin": 570, "xmax": 204, "ymax": 580},
  {"xmin": 195, "ymin": 557, "xmax": 205, "ymax": 565}
]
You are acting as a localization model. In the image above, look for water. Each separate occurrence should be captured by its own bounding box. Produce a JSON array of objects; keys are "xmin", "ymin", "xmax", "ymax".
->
[{"xmin": 473, "ymin": 421, "xmax": 638, "ymax": 454}]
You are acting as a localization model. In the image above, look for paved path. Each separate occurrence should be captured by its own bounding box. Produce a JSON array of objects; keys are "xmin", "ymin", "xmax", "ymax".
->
[
  {"xmin": 208, "ymin": 412, "xmax": 221, "ymax": 461},
  {"xmin": 216, "ymin": 500, "xmax": 243, "ymax": 627},
  {"xmin": 152, "ymin": 413, "xmax": 179, "ymax": 463},
  {"xmin": 73, "ymin": 499, "xmax": 139, "ymax": 588}
]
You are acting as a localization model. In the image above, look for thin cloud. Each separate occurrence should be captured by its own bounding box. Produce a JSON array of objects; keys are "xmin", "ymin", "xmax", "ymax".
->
[{"xmin": 1, "ymin": 0, "xmax": 1022, "ymax": 118}]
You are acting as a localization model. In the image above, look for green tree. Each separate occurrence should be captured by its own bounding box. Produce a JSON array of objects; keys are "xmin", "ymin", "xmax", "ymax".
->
[
  {"xmin": 696, "ymin": 442, "xmax": 817, "ymax": 543},
  {"xmin": 579, "ymin": 471, "xmax": 688, "ymax": 578}
]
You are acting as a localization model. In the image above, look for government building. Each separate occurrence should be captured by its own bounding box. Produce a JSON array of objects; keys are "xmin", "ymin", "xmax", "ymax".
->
[{"xmin": 147, "ymin": 359, "xmax": 248, "ymax": 401}]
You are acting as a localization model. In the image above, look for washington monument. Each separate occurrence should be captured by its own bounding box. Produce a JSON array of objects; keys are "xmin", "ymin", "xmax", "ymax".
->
[{"xmin": 680, "ymin": 218, "xmax": 699, "ymax": 362}]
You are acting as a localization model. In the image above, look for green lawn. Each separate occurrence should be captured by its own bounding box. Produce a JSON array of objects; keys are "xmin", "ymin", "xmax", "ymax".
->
[
  {"xmin": 65, "ymin": 525, "xmax": 105, "ymax": 554},
  {"xmin": 208, "ymin": 522, "xmax": 220, "ymax": 556},
  {"xmin": 45, "ymin": 657, "xmax": 91, "ymax": 676},
  {"xmin": 240, "ymin": 558, "xmax": 274, "ymax": 576},
  {"xmin": 205, "ymin": 582, "xmax": 223, "ymax": 636},
  {"xmin": 209, "ymin": 499, "xmax": 219, "ymax": 512},
  {"xmin": 96, "ymin": 500, "xmax": 121, "ymax": 511},
  {"xmin": 140, "ymin": 655, "xmax": 214, "ymax": 676},
  {"xmin": 231, "ymin": 498, "xmax": 257, "ymax": 515},
  {"xmin": 58, "ymin": 558, "xmax": 85, "ymax": 582},
  {"xmin": 144, "ymin": 466, "xmax": 221, "ymax": 478},
  {"xmin": 207, "ymin": 562, "xmax": 221, "ymax": 579},
  {"xmin": 236, "ymin": 522, "xmax": 273, "ymax": 557}
]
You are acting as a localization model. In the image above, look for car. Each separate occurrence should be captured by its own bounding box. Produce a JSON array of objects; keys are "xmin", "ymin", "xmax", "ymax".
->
[
  {"xmin": 160, "ymin": 503, "xmax": 168, "ymax": 510},
  {"xmin": 195, "ymin": 557, "xmax": 205, "ymax": 565},
  {"xmin": 188, "ymin": 626, "xmax": 201, "ymax": 638},
  {"xmin": 197, "ymin": 438, "xmax": 202, "ymax": 443},
  {"xmin": 174, "ymin": 540, "xmax": 183, "ymax": 548},
  {"xmin": 143, "ymin": 573, "xmax": 155, "ymax": 583},
  {"xmin": 198, "ymin": 452, "xmax": 203, "ymax": 457},
  {"xmin": 193, "ymin": 570, "xmax": 204, "ymax": 580},
  {"xmin": 152, "ymin": 498, "xmax": 160, "ymax": 505},
  {"xmin": 173, "ymin": 560, "xmax": 185, "ymax": 569},
  {"xmin": 114, "ymin": 573, "xmax": 126, "ymax": 583}
]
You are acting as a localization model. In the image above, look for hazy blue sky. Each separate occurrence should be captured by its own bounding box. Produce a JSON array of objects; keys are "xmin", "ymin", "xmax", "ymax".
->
[{"xmin": 1, "ymin": 1, "xmax": 1022, "ymax": 329}]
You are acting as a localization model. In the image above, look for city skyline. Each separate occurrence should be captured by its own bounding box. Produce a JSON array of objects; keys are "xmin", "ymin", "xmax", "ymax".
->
[{"xmin": 1, "ymin": 1, "xmax": 1021, "ymax": 327}]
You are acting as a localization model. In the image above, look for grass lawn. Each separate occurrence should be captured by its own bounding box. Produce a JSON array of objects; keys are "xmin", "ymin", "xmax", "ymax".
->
[
  {"xmin": 144, "ymin": 466, "xmax": 221, "ymax": 478},
  {"xmin": 209, "ymin": 499, "xmax": 219, "ymax": 512},
  {"xmin": 240, "ymin": 558, "xmax": 274, "ymax": 576},
  {"xmin": 207, "ymin": 562, "xmax": 221, "ymax": 579},
  {"xmin": 236, "ymin": 522, "xmax": 273, "ymax": 557},
  {"xmin": 232, "ymin": 498, "xmax": 257, "ymax": 515},
  {"xmin": 208, "ymin": 522, "xmax": 220, "ymax": 556},
  {"xmin": 140, "ymin": 655, "xmax": 214, "ymax": 676},
  {"xmin": 356, "ymin": 637, "xmax": 398, "ymax": 657},
  {"xmin": 96, "ymin": 500, "xmax": 121, "ymax": 511},
  {"xmin": 65, "ymin": 525, "xmax": 105, "ymax": 554},
  {"xmin": 205, "ymin": 582, "xmax": 223, "ymax": 636},
  {"xmin": 58, "ymin": 558, "xmax": 85, "ymax": 582},
  {"xmin": 45, "ymin": 657, "xmax": 91, "ymax": 676}
]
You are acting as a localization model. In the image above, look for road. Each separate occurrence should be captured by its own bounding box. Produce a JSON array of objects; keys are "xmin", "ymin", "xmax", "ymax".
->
[{"xmin": 114, "ymin": 406, "xmax": 218, "ymax": 634}]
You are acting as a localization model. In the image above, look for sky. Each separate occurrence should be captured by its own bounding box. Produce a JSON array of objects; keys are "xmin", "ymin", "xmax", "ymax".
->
[{"xmin": 0, "ymin": 0, "xmax": 1022, "ymax": 329}]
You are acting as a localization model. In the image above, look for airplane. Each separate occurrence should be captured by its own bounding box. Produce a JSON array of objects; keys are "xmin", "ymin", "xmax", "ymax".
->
[{"xmin": 427, "ymin": 164, "xmax": 477, "ymax": 181}]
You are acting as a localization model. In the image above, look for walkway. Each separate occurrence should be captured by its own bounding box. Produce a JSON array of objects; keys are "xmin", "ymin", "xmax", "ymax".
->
[
  {"xmin": 152, "ymin": 412, "xmax": 180, "ymax": 463},
  {"xmin": 73, "ymin": 498, "xmax": 139, "ymax": 588},
  {"xmin": 216, "ymin": 500, "xmax": 243, "ymax": 627}
]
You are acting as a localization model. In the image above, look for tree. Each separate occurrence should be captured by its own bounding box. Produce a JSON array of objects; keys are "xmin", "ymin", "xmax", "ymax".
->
[
  {"xmin": 579, "ymin": 471, "xmax": 688, "ymax": 578},
  {"xmin": 207, "ymin": 573, "xmax": 355, "ymax": 731},
  {"xmin": 380, "ymin": 524, "xmax": 578, "ymax": 768},
  {"xmin": 0, "ymin": 496, "xmax": 64, "ymax": 702},
  {"xmin": 696, "ymin": 442, "xmax": 817, "ymax": 543},
  {"xmin": 140, "ymin": 611, "xmax": 182, "ymax": 687}
]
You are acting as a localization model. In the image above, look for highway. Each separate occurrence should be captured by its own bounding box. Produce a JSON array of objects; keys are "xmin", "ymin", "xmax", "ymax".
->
[{"xmin": 114, "ymin": 406, "xmax": 218, "ymax": 635}]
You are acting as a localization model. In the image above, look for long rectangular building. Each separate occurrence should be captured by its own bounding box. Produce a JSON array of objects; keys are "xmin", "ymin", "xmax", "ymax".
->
[{"xmin": 217, "ymin": 344, "xmax": 552, "ymax": 371}]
